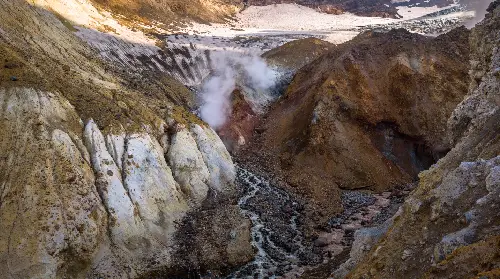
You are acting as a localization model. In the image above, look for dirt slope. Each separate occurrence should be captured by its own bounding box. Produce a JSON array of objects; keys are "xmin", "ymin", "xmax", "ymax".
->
[
  {"xmin": 241, "ymin": 26, "xmax": 470, "ymax": 228},
  {"xmin": 90, "ymin": 0, "xmax": 243, "ymax": 25}
]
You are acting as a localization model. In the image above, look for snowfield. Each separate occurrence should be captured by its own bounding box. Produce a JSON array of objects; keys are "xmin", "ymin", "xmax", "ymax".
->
[
  {"xmin": 168, "ymin": 3, "xmax": 474, "ymax": 54},
  {"xmin": 32, "ymin": 0, "xmax": 475, "ymax": 87}
]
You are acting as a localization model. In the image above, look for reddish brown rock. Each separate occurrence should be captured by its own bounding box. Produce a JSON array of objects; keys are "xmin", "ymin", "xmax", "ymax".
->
[
  {"xmin": 217, "ymin": 88, "xmax": 260, "ymax": 152},
  {"xmin": 219, "ymin": 38, "xmax": 334, "ymax": 153},
  {"xmin": 240, "ymin": 27, "xmax": 470, "ymax": 227}
]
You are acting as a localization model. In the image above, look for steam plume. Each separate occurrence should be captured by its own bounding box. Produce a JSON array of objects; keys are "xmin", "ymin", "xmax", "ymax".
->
[{"xmin": 199, "ymin": 51, "xmax": 278, "ymax": 129}]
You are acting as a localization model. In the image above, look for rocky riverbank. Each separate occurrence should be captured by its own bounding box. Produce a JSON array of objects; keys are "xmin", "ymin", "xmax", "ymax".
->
[{"xmin": 220, "ymin": 164, "xmax": 414, "ymax": 278}]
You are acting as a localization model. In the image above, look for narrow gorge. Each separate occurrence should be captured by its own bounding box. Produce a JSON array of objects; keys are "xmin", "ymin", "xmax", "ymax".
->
[{"xmin": 0, "ymin": 0, "xmax": 498, "ymax": 278}]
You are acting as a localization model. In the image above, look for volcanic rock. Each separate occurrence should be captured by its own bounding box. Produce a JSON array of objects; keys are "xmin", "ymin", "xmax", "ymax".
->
[
  {"xmin": 346, "ymin": 1, "xmax": 500, "ymax": 277},
  {"xmin": 217, "ymin": 88, "xmax": 260, "ymax": 152},
  {"xmin": 218, "ymin": 39, "xmax": 334, "ymax": 152},
  {"xmin": 0, "ymin": 1, "xmax": 252, "ymax": 277},
  {"xmin": 241, "ymin": 26, "xmax": 471, "ymax": 228}
]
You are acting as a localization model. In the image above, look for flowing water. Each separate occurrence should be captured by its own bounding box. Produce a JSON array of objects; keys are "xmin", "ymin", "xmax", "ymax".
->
[
  {"xmin": 226, "ymin": 167, "xmax": 317, "ymax": 279},
  {"xmin": 224, "ymin": 166, "xmax": 404, "ymax": 279}
]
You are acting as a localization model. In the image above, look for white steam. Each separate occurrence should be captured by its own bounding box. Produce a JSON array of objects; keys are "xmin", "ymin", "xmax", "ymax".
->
[{"xmin": 199, "ymin": 51, "xmax": 279, "ymax": 129}]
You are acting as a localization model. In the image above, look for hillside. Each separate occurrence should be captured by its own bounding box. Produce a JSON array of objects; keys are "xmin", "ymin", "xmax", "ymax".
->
[
  {"xmin": 245, "ymin": 0, "xmax": 455, "ymax": 18},
  {"xmin": 0, "ymin": 0, "xmax": 253, "ymax": 277},
  {"xmin": 89, "ymin": 0, "xmax": 243, "ymax": 25},
  {"xmin": 239, "ymin": 26, "xmax": 471, "ymax": 229},
  {"xmin": 346, "ymin": 1, "xmax": 500, "ymax": 277},
  {"xmin": 0, "ymin": 0, "xmax": 497, "ymax": 278}
]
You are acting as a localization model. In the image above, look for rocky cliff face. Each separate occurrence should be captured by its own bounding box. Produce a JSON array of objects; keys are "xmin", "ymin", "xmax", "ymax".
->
[
  {"xmin": 345, "ymin": 1, "xmax": 500, "ymax": 278},
  {"xmin": 28, "ymin": 0, "xmax": 218, "ymax": 88},
  {"xmin": 0, "ymin": 89, "xmax": 250, "ymax": 278},
  {"xmin": 0, "ymin": 0, "xmax": 496, "ymax": 277},
  {"xmin": 0, "ymin": 0, "xmax": 252, "ymax": 278},
  {"xmin": 240, "ymin": 26, "xmax": 471, "ymax": 229}
]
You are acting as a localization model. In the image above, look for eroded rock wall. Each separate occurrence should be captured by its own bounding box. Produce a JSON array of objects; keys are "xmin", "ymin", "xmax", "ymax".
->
[
  {"xmin": 0, "ymin": 87, "xmax": 243, "ymax": 278},
  {"xmin": 346, "ymin": 1, "xmax": 500, "ymax": 278},
  {"xmin": 0, "ymin": 88, "xmax": 107, "ymax": 278},
  {"xmin": 0, "ymin": 0, "xmax": 252, "ymax": 276}
]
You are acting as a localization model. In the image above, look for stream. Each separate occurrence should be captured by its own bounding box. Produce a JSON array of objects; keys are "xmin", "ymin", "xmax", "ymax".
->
[
  {"xmin": 226, "ymin": 167, "xmax": 318, "ymax": 278},
  {"xmin": 224, "ymin": 166, "xmax": 406, "ymax": 279}
]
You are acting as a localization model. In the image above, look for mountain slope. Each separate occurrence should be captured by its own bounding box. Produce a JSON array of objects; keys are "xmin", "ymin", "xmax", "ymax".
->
[
  {"xmin": 89, "ymin": 0, "xmax": 243, "ymax": 25},
  {"xmin": 345, "ymin": 1, "xmax": 500, "ymax": 278},
  {"xmin": 241, "ymin": 26, "xmax": 471, "ymax": 230},
  {"xmin": 245, "ymin": 0, "xmax": 455, "ymax": 18},
  {"xmin": 0, "ymin": 1, "xmax": 253, "ymax": 278}
]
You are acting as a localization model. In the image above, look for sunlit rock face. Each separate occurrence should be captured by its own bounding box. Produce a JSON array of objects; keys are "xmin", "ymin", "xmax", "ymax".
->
[
  {"xmin": 0, "ymin": 0, "xmax": 251, "ymax": 277},
  {"xmin": 29, "ymin": 0, "xmax": 236, "ymax": 87},
  {"xmin": 168, "ymin": 127, "xmax": 211, "ymax": 204},
  {"xmin": 0, "ymin": 88, "xmax": 108, "ymax": 279},
  {"xmin": 0, "ymin": 86, "xmax": 242, "ymax": 278},
  {"xmin": 190, "ymin": 124, "xmax": 236, "ymax": 192}
]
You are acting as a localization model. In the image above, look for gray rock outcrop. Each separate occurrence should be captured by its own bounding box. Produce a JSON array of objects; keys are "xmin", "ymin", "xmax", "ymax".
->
[{"xmin": 346, "ymin": 2, "xmax": 500, "ymax": 278}]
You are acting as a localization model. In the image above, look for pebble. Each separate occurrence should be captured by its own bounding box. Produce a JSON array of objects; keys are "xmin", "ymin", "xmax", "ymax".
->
[
  {"xmin": 401, "ymin": 249, "xmax": 412, "ymax": 260},
  {"xmin": 10, "ymin": 76, "xmax": 18, "ymax": 81},
  {"xmin": 233, "ymin": 165, "xmax": 408, "ymax": 278}
]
